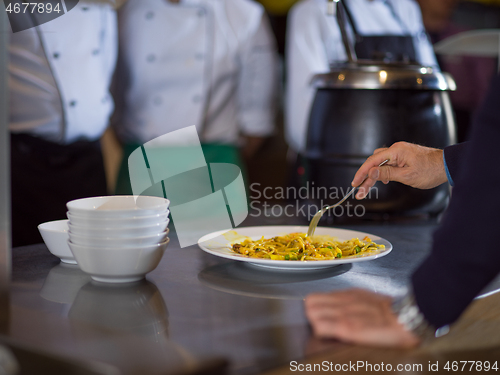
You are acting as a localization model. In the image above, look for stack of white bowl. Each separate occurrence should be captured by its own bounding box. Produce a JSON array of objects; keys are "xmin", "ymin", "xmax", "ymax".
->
[{"xmin": 66, "ymin": 196, "xmax": 170, "ymax": 283}]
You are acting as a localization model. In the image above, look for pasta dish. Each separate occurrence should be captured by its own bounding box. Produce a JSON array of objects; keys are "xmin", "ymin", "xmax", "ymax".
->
[{"xmin": 231, "ymin": 232, "xmax": 384, "ymax": 261}]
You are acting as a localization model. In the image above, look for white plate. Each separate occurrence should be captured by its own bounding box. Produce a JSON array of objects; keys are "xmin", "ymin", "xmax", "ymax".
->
[{"xmin": 198, "ymin": 226, "xmax": 393, "ymax": 270}]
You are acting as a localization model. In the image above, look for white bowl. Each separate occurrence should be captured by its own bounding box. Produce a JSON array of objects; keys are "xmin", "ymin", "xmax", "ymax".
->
[
  {"xmin": 68, "ymin": 238, "xmax": 170, "ymax": 283},
  {"xmin": 69, "ymin": 228, "xmax": 169, "ymax": 248},
  {"xmin": 67, "ymin": 196, "xmax": 170, "ymax": 218},
  {"xmin": 67, "ymin": 211, "xmax": 169, "ymax": 229},
  {"xmin": 38, "ymin": 220, "xmax": 77, "ymax": 264},
  {"xmin": 68, "ymin": 219, "xmax": 169, "ymax": 238}
]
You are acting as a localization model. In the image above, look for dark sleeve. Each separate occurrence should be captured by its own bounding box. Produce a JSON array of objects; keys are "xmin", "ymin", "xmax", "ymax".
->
[
  {"xmin": 443, "ymin": 142, "xmax": 469, "ymax": 183},
  {"xmin": 411, "ymin": 74, "xmax": 500, "ymax": 328}
]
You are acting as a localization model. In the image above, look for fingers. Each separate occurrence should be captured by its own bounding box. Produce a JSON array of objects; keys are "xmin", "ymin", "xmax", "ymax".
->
[
  {"xmin": 355, "ymin": 167, "xmax": 379, "ymax": 199},
  {"xmin": 306, "ymin": 289, "xmax": 386, "ymax": 312},
  {"xmin": 373, "ymin": 147, "xmax": 388, "ymax": 155},
  {"xmin": 354, "ymin": 164, "xmax": 407, "ymax": 199},
  {"xmin": 351, "ymin": 152, "xmax": 392, "ymax": 188},
  {"xmin": 305, "ymin": 290, "xmax": 421, "ymax": 348},
  {"xmin": 306, "ymin": 292, "xmax": 369, "ymax": 337},
  {"xmin": 305, "ymin": 291, "xmax": 363, "ymax": 338},
  {"xmin": 377, "ymin": 165, "xmax": 412, "ymax": 186}
]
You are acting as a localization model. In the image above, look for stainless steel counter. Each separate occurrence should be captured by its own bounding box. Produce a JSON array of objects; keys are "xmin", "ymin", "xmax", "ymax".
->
[{"xmin": 6, "ymin": 216, "xmax": 500, "ymax": 375}]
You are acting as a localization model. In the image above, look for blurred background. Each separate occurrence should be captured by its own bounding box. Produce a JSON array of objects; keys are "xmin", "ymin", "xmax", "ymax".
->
[{"xmin": 101, "ymin": 0, "xmax": 500, "ymax": 199}]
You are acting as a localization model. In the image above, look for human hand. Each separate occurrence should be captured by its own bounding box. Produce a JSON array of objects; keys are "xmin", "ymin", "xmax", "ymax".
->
[
  {"xmin": 241, "ymin": 135, "xmax": 265, "ymax": 160},
  {"xmin": 305, "ymin": 289, "xmax": 420, "ymax": 348},
  {"xmin": 351, "ymin": 142, "xmax": 447, "ymax": 199}
]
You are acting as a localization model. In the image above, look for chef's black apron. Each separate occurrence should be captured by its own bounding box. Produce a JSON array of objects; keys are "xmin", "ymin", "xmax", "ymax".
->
[{"xmin": 341, "ymin": 0, "xmax": 417, "ymax": 63}]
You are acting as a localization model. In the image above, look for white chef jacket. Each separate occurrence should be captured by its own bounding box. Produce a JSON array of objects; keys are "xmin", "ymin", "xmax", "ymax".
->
[
  {"xmin": 9, "ymin": 1, "xmax": 118, "ymax": 144},
  {"xmin": 114, "ymin": 0, "xmax": 278, "ymax": 146},
  {"xmin": 285, "ymin": 0, "xmax": 439, "ymax": 153}
]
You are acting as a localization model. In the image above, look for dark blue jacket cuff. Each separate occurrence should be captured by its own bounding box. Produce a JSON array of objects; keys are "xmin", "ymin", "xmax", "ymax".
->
[{"xmin": 443, "ymin": 142, "xmax": 468, "ymax": 184}]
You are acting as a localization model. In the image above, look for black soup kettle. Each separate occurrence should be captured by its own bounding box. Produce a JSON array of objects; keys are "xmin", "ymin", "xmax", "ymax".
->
[{"xmin": 304, "ymin": 62, "xmax": 457, "ymax": 216}]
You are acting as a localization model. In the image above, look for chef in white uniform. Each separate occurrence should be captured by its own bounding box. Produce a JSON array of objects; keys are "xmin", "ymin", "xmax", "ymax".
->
[
  {"xmin": 285, "ymin": 0, "xmax": 439, "ymax": 154},
  {"xmin": 9, "ymin": 1, "xmax": 117, "ymax": 246},
  {"xmin": 113, "ymin": 0, "xmax": 279, "ymax": 194}
]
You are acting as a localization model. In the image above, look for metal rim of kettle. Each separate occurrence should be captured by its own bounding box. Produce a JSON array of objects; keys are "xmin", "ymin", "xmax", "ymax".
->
[{"xmin": 311, "ymin": 63, "xmax": 457, "ymax": 91}]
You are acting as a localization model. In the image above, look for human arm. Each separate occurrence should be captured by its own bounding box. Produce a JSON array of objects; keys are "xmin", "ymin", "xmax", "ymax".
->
[
  {"xmin": 305, "ymin": 289, "xmax": 420, "ymax": 348},
  {"xmin": 351, "ymin": 142, "xmax": 448, "ymax": 199},
  {"xmin": 305, "ymin": 75, "xmax": 500, "ymax": 346},
  {"xmin": 351, "ymin": 141, "xmax": 470, "ymax": 198},
  {"xmin": 240, "ymin": 135, "xmax": 264, "ymax": 160},
  {"xmin": 411, "ymin": 74, "xmax": 500, "ymax": 328}
]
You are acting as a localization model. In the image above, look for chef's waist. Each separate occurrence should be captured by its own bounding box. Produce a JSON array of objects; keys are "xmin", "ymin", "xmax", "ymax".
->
[{"xmin": 10, "ymin": 132, "xmax": 101, "ymax": 157}]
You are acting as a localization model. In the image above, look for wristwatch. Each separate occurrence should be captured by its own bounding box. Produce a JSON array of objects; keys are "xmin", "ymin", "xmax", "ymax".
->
[{"xmin": 392, "ymin": 289, "xmax": 449, "ymax": 340}]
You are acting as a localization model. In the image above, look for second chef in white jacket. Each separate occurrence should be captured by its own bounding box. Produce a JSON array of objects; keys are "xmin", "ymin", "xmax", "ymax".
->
[
  {"xmin": 285, "ymin": 0, "xmax": 439, "ymax": 154},
  {"xmin": 113, "ymin": 0, "xmax": 279, "ymax": 194}
]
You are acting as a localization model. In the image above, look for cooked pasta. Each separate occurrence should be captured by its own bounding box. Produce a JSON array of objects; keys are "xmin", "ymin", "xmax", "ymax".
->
[{"xmin": 230, "ymin": 232, "xmax": 384, "ymax": 261}]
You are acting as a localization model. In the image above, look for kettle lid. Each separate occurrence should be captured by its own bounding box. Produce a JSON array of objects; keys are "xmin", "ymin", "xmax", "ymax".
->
[{"xmin": 312, "ymin": 62, "xmax": 456, "ymax": 91}]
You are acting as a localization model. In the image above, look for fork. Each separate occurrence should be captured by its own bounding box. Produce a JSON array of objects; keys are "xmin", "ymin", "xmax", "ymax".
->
[{"xmin": 306, "ymin": 159, "xmax": 389, "ymax": 237}]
